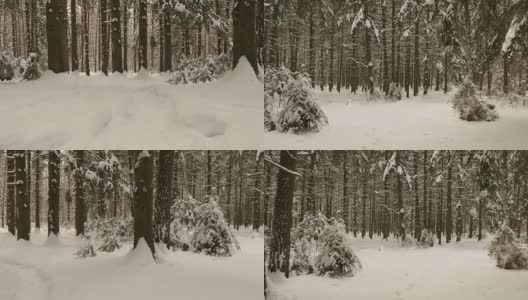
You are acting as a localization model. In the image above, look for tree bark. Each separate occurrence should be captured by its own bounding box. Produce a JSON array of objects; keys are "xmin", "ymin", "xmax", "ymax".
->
[
  {"xmin": 232, "ymin": 0, "xmax": 258, "ymax": 75},
  {"xmin": 6, "ymin": 151, "xmax": 15, "ymax": 236},
  {"xmin": 71, "ymin": 0, "xmax": 79, "ymax": 71},
  {"xmin": 16, "ymin": 151, "xmax": 29, "ymax": 241},
  {"xmin": 155, "ymin": 150, "xmax": 174, "ymax": 248},
  {"xmin": 48, "ymin": 151, "xmax": 61, "ymax": 237},
  {"xmin": 132, "ymin": 151, "xmax": 155, "ymax": 256},
  {"xmin": 111, "ymin": 0, "xmax": 123, "ymax": 73},
  {"xmin": 46, "ymin": 0, "xmax": 69, "ymax": 73},
  {"xmin": 268, "ymin": 150, "xmax": 297, "ymax": 278},
  {"xmin": 75, "ymin": 151, "xmax": 86, "ymax": 236},
  {"xmin": 138, "ymin": 0, "xmax": 148, "ymax": 70}
]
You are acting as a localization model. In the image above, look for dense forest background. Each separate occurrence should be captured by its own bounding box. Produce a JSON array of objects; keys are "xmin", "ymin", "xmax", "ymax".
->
[
  {"xmin": 0, "ymin": 0, "xmax": 263, "ymax": 75},
  {"xmin": 264, "ymin": 0, "xmax": 528, "ymax": 96},
  {"xmin": 0, "ymin": 151, "xmax": 267, "ymax": 255}
]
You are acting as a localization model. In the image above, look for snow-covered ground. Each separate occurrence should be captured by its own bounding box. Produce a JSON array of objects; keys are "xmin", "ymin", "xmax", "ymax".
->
[
  {"xmin": 0, "ymin": 58, "xmax": 263, "ymax": 150},
  {"xmin": 0, "ymin": 227, "xmax": 264, "ymax": 300},
  {"xmin": 265, "ymin": 89, "xmax": 528, "ymax": 149},
  {"xmin": 267, "ymin": 236, "xmax": 528, "ymax": 300}
]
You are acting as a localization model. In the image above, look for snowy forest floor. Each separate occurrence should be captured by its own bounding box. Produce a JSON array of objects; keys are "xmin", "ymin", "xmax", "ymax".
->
[
  {"xmin": 265, "ymin": 89, "xmax": 528, "ymax": 149},
  {"xmin": 268, "ymin": 236, "xmax": 528, "ymax": 300},
  {"xmin": 0, "ymin": 60, "xmax": 263, "ymax": 149},
  {"xmin": 0, "ymin": 227, "xmax": 264, "ymax": 300}
]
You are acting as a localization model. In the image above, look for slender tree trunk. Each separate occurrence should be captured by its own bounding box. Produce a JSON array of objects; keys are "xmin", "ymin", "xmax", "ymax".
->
[
  {"xmin": 71, "ymin": 0, "xmax": 79, "ymax": 71},
  {"xmin": 444, "ymin": 52, "xmax": 449, "ymax": 94},
  {"xmin": 252, "ymin": 155, "xmax": 262, "ymax": 231},
  {"xmin": 35, "ymin": 151, "xmax": 40, "ymax": 229},
  {"xmin": 100, "ymin": 0, "xmax": 109, "ymax": 75},
  {"xmin": 123, "ymin": 0, "xmax": 128, "ymax": 72},
  {"xmin": 413, "ymin": 19, "xmax": 420, "ymax": 96},
  {"xmin": 75, "ymin": 151, "xmax": 86, "ymax": 236},
  {"xmin": 226, "ymin": 152, "xmax": 233, "ymax": 224},
  {"xmin": 308, "ymin": 5, "xmax": 315, "ymax": 88},
  {"xmin": 15, "ymin": 151, "xmax": 29, "ymax": 241},
  {"xmin": 48, "ymin": 151, "xmax": 61, "ymax": 237},
  {"xmin": 503, "ymin": 54, "xmax": 509, "ymax": 94},
  {"xmin": 162, "ymin": 0, "xmax": 171, "ymax": 71},
  {"xmin": 446, "ymin": 156, "xmax": 453, "ymax": 243},
  {"xmin": 111, "ymin": 0, "xmax": 122, "ymax": 73},
  {"xmin": 6, "ymin": 151, "xmax": 15, "ymax": 236},
  {"xmin": 365, "ymin": 5, "xmax": 373, "ymax": 95},
  {"xmin": 138, "ymin": 0, "xmax": 148, "ymax": 70},
  {"xmin": 414, "ymin": 152, "xmax": 420, "ymax": 240},
  {"xmin": 381, "ymin": 0, "xmax": 389, "ymax": 94},
  {"xmin": 82, "ymin": 0, "xmax": 90, "ymax": 75},
  {"xmin": 343, "ymin": 152, "xmax": 349, "ymax": 232}
]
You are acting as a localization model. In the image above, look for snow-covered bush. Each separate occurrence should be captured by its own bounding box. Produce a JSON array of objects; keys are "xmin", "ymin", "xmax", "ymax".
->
[
  {"xmin": 22, "ymin": 53, "xmax": 42, "ymax": 81},
  {"xmin": 74, "ymin": 236, "xmax": 97, "ymax": 258},
  {"xmin": 168, "ymin": 54, "xmax": 229, "ymax": 85},
  {"xmin": 264, "ymin": 66, "xmax": 297, "ymax": 131},
  {"xmin": 388, "ymin": 83, "xmax": 402, "ymax": 101},
  {"xmin": 489, "ymin": 224, "xmax": 528, "ymax": 270},
  {"xmin": 86, "ymin": 218, "xmax": 125, "ymax": 252},
  {"xmin": 170, "ymin": 193, "xmax": 199, "ymax": 251},
  {"xmin": 399, "ymin": 234, "xmax": 417, "ymax": 248},
  {"xmin": 276, "ymin": 76, "xmax": 328, "ymax": 133},
  {"xmin": 291, "ymin": 214, "xmax": 361, "ymax": 277},
  {"xmin": 314, "ymin": 220, "xmax": 362, "ymax": 277},
  {"xmin": 190, "ymin": 196, "xmax": 239, "ymax": 256},
  {"xmin": 452, "ymin": 78, "xmax": 499, "ymax": 122},
  {"xmin": 0, "ymin": 51, "xmax": 15, "ymax": 81},
  {"xmin": 417, "ymin": 229, "xmax": 435, "ymax": 248}
]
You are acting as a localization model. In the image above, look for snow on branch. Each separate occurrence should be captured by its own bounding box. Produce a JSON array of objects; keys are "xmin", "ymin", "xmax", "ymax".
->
[{"xmin": 264, "ymin": 154, "xmax": 302, "ymax": 177}]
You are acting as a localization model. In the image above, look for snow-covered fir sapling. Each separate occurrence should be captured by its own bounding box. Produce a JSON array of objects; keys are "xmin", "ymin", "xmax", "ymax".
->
[
  {"xmin": 0, "ymin": 51, "xmax": 15, "ymax": 81},
  {"xmin": 168, "ymin": 54, "xmax": 230, "ymax": 85},
  {"xmin": 22, "ymin": 53, "xmax": 42, "ymax": 81},
  {"xmin": 190, "ymin": 191, "xmax": 240, "ymax": 256},
  {"xmin": 86, "ymin": 219, "xmax": 122, "ymax": 252},
  {"xmin": 388, "ymin": 83, "xmax": 403, "ymax": 101},
  {"xmin": 315, "ymin": 219, "xmax": 362, "ymax": 277},
  {"xmin": 170, "ymin": 193, "xmax": 199, "ymax": 251},
  {"xmin": 417, "ymin": 229, "xmax": 435, "ymax": 248},
  {"xmin": 291, "ymin": 213, "xmax": 329, "ymax": 275},
  {"xmin": 74, "ymin": 235, "xmax": 97, "ymax": 258},
  {"xmin": 452, "ymin": 77, "xmax": 499, "ymax": 122},
  {"xmin": 488, "ymin": 224, "xmax": 528, "ymax": 270},
  {"xmin": 277, "ymin": 75, "xmax": 328, "ymax": 134}
]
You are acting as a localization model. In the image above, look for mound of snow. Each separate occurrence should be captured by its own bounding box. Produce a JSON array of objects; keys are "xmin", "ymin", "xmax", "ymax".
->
[
  {"xmin": 125, "ymin": 238, "xmax": 155, "ymax": 266},
  {"xmin": 217, "ymin": 56, "xmax": 260, "ymax": 86}
]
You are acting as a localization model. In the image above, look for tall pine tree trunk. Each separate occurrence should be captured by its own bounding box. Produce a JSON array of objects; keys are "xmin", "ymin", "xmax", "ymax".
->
[
  {"xmin": 232, "ymin": 0, "xmax": 258, "ymax": 75},
  {"xmin": 132, "ymin": 151, "xmax": 155, "ymax": 256},
  {"xmin": 15, "ymin": 151, "xmax": 29, "ymax": 241},
  {"xmin": 155, "ymin": 151, "xmax": 174, "ymax": 248},
  {"xmin": 138, "ymin": 0, "xmax": 148, "ymax": 70},
  {"xmin": 6, "ymin": 151, "xmax": 15, "ymax": 236},
  {"xmin": 162, "ymin": 0, "xmax": 171, "ymax": 71},
  {"xmin": 111, "ymin": 0, "xmax": 123, "ymax": 73},
  {"xmin": 75, "ymin": 151, "xmax": 86, "ymax": 236},
  {"xmin": 82, "ymin": 0, "xmax": 90, "ymax": 75},
  {"xmin": 413, "ymin": 19, "xmax": 420, "ymax": 96},
  {"xmin": 101, "ymin": 0, "xmax": 109, "ymax": 75},
  {"xmin": 48, "ymin": 151, "xmax": 61, "ymax": 237},
  {"xmin": 71, "ymin": 0, "xmax": 79, "ymax": 71},
  {"xmin": 46, "ymin": 0, "xmax": 69, "ymax": 73},
  {"xmin": 268, "ymin": 151, "xmax": 297, "ymax": 278}
]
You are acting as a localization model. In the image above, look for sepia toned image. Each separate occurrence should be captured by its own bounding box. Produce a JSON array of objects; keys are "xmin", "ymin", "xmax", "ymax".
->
[
  {"xmin": 263, "ymin": 0, "xmax": 528, "ymax": 149},
  {"xmin": 0, "ymin": 150, "xmax": 264, "ymax": 300},
  {"xmin": 265, "ymin": 150, "xmax": 528, "ymax": 300},
  {"xmin": 0, "ymin": 0, "xmax": 263, "ymax": 149}
]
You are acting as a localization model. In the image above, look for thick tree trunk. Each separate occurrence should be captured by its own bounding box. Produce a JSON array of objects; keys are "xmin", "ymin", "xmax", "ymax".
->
[
  {"xmin": 15, "ymin": 151, "xmax": 29, "ymax": 241},
  {"xmin": 343, "ymin": 152, "xmax": 349, "ymax": 232},
  {"xmin": 155, "ymin": 151, "xmax": 174, "ymax": 248},
  {"xmin": 46, "ymin": 0, "xmax": 69, "ymax": 73},
  {"xmin": 48, "ymin": 151, "xmax": 61, "ymax": 236},
  {"xmin": 268, "ymin": 151, "xmax": 297, "ymax": 278},
  {"xmin": 132, "ymin": 151, "xmax": 155, "ymax": 256},
  {"xmin": 232, "ymin": 0, "xmax": 258, "ymax": 75}
]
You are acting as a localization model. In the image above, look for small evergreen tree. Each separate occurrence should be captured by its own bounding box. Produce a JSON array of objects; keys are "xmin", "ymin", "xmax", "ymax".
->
[{"xmin": 190, "ymin": 194, "xmax": 240, "ymax": 256}]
